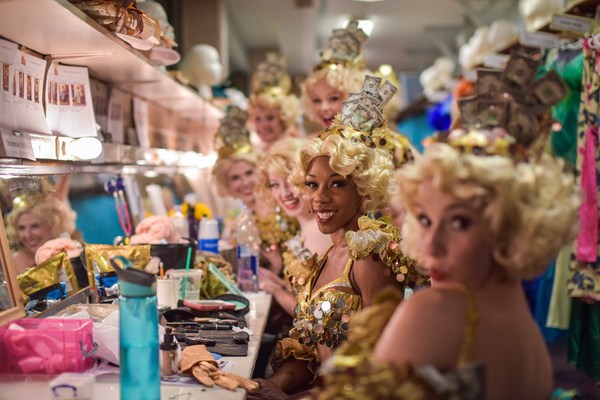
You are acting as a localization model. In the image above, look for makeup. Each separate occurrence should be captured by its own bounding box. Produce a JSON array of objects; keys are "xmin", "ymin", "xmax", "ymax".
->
[{"xmin": 160, "ymin": 327, "xmax": 178, "ymax": 376}]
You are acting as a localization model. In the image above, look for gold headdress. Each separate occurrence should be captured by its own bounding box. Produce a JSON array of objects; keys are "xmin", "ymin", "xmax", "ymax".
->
[
  {"xmin": 215, "ymin": 106, "xmax": 252, "ymax": 158},
  {"xmin": 251, "ymin": 52, "xmax": 292, "ymax": 96},
  {"xmin": 9, "ymin": 177, "xmax": 58, "ymax": 210},
  {"xmin": 433, "ymin": 52, "xmax": 568, "ymax": 159},
  {"xmin": 320, "ymin": 75, "xmax": 394, "ymax": 145},
  {"xmin": 316, "ymin": 19, "xmax": 368, "ymax": 71}
]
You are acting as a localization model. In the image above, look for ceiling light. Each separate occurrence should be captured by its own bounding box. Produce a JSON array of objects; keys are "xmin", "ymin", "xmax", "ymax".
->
[{"xmin": 342, "ymin": 18, "xmax": 374, "ymax": 36}]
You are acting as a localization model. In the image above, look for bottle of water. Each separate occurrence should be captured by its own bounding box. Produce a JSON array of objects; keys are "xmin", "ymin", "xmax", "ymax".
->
[
  {"xmin": 198, "ymin": 218, "xmax": 220, "ymax": 254},
  {"xmin": 236, "ymin": 206, "xmax": 260, "ymax": 292},
  {"xmin": 111, "ymin": 256, "xmax": 160, "ymax": 400}
]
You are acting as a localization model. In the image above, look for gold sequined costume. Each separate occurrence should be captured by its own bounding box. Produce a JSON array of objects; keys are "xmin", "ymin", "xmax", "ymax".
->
[
  {"xmin": 254, "ymin": 210, "xmax": 299, "ymax": 253},
  {"xmin": 274, "ymin": 215, "xmax": 425, "ymax": 377},
  {"xmin": 318, "ymin": 286, "xmax": 485, "ymax": 400}
]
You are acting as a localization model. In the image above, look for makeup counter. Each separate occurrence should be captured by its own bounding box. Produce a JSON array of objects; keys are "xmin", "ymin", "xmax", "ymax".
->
[{"xmin": 0, "ymin": 292, "xmax": 271, "ymax": 399}]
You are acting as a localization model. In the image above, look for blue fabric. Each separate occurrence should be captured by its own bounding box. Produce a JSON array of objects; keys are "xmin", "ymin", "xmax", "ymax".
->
[
  {"xmin": 426, "ymin": 96, "xmax": 453, "ymax": 131},
  {"xmin": 70, "ymin": 194, "xmax": 124, "ymax": 244},
  {"xmin": 523, "ymin": 260, "xmax": 568, "ymax": 343},
  {"xmin": 397, "ymin": 113, "xmax": 435, "ymax": 153}
]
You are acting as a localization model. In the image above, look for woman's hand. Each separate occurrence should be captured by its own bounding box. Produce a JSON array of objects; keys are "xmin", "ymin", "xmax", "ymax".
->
[
  {"xmin": 261, "ymin": 245, "xmax": 284, "ymax": 275},
  {"xmin": 259, "ymin": 277, "xmax": 286, "ymax": 295},
  {"xmin": 259, "ymin": 267, "xmax": 285, "ymax": 285},
  {"xmin": 247, "ymin": 379, "xmax": 290, "ymax": 400}
]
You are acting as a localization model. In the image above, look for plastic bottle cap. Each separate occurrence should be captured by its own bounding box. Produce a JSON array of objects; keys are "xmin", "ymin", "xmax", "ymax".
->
[
  {"xmin": 160, "ymin": 327, "xmax": 178, "ymax": 350},
  {"xmin": 110, "ymin": 256, "xmax": 156, "ymax": 297}
]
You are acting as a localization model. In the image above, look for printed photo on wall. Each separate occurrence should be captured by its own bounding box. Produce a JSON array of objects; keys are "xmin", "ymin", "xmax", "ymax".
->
[
  {"xmin": 26, "ymin": 75, "xmax": 31, "ymax": 101},
  {"xmin": 2, "ymin": 63, "xmax": 8, "ymax": 92},
  {"xmin": 71, "ymin": 83, "xmax": 86, "ymax": 106},
  {"xmin": 49, "ymin": 81, "xmax": 57, "ymax": 105},
  {"xmin": 18, "ymin": 71, "xmax": 24, "ymax": 98},
  {"xmin": 59, "ymin": 82, "xmax": 70, "ymax": 105},
  {"xmin": 34, "ymin": 78, "xmax": 40, "ymax": 103}
]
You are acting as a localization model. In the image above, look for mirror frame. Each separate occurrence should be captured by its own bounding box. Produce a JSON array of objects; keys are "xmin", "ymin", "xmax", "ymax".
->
[{"xmin": 0, "ymin": 211, "xmax": 24, "ymax": 325}]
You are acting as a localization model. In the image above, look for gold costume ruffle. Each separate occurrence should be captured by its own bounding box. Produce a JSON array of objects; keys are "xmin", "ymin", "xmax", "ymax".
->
[
  {"xmin": 282, "ymin": 242, "xmax": 319, "ymax": 296},
  {"xmin": 273, "ymin": 337, "xmax": 320, "ymax": 377},
  {"xmin": 255, "ymin": 211, "xmax": 299, "ymax": 249},
  {"xmin": 345, "ymin": 215, "xmax": 428, "ymax": 288}
]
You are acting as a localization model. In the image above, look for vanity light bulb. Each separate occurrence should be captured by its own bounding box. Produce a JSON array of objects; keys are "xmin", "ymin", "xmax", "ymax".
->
[
  {"xmin": 197, "ymin": 152, "xmax": 218, "ymax": 169},
  {"xmin": 71, "ymin": 137, "xmax": 102, "ymax": 160}
]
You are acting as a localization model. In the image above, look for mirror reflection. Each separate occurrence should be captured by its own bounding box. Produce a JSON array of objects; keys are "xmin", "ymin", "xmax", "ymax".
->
[
  {"xmin": 0, "ymin": 171, "xmax": 193, "ymax": 316},
  {"xmin": 0, "ymin": 260, "xmax": 14, "ymax": 311}
]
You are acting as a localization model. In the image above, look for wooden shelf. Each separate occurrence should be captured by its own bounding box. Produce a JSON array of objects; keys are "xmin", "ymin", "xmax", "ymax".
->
[{"xmin": 0, "ymin": 0, "xmax": 223, "ymax": 122}]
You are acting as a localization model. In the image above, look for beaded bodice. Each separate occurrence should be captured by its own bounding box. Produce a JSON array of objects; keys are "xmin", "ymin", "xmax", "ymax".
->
[{"xmin": 290, "ymin": 247, "xmax": 362, "ymax": 349}]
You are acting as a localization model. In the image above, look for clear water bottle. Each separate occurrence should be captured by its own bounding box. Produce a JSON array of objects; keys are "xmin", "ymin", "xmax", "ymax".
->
[
  {"xmin": 236, "ymin": 206, "xmax": 260, "ymax": 292},
  {"xmin": 111, "ymin": 255, "xmax": 160, "ymax": 400}
]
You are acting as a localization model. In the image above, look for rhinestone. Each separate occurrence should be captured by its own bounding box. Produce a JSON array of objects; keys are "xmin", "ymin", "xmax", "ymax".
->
[
  {"xmin": 321, "ymin": 301, "xmax": 331, "ymax": 313},
  {"xmin": 314, "ymin": 309, "xmax": 323, "ymax": 319}
]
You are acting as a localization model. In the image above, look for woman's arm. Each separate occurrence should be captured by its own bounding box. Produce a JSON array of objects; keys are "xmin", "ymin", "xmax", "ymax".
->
[
  {"xmin": 351, "ymin": 257, "xmax": 401, "ymax": 307},
  {"xmin": 258, "ymin": 267, "xmax": 295, "ymax": 314}
]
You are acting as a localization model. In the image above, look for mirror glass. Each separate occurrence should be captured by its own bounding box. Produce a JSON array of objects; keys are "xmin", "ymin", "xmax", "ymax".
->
[
  {"xmin": 0, "ymin": 171, "xmax": 192, "ymax": 316},
  {"xmin": 0, "ymin": 209, "xmax": 24, "ymax": 325}
]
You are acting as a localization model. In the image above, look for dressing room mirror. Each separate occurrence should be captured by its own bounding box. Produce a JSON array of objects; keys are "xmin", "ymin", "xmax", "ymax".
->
[
  {"xmin": 0, "ymin": 210, "xmax": 25, "ymax": 325},
  {"xmin": 0, "ymin": 169, "xmax": 208, "ymax": 316}
]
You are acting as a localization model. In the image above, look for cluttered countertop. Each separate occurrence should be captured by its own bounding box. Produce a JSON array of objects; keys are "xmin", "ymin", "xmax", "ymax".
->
[{"xmin": 0, "ymin": 292, "xmax": 271, "ymax": 400}]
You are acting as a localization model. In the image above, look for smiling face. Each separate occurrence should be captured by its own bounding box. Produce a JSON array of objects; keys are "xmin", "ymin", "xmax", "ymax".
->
[
  {"xmin": 268, "ymin": 171, "xmax": 309, "ymax": 218},
  {"xmin": 309, "ymin": 79, "xmax": 344, "ymax": 128},
  {"xmin": 17, "ymin": 211, "xmax": 53, "ymax": 255},
  {"xmin": 226, "ymin": 160, "xmax": 257, "ymax": 206},
  {"xmin": 413, "ymin": 179, "xmax": 496, "ymax": 287},
  {"xmin": 304, "ymin": 156, "xmax": 362, "ymax": 235},
  {"xmin": 253, "ymin": 105, "xmax": 286, "ymax": 146}
]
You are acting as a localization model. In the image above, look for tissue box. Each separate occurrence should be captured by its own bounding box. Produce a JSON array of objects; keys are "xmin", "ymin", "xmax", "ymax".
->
[{"xmin": 0, "ymin": 318, "xmax": 95, "ymax": 374}]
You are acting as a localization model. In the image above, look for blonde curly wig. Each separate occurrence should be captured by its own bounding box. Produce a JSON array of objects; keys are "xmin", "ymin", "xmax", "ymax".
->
[
  {"xmin": 6, "ymin": 194, "xmax": 77, "ymax": 248},
  {"xmin": 301, "ymin": 67, "xmax": 367, "ymax": 126},
  {"xmin": 290, "ymin": 134, "xmax": 395, "ymax": 213},
  {"xmin": 248, "ymin": 91, "xmax": 301, "ymax": 135},
  {"xmin": 212, "ymin": 152, "xmax": 260, "ymax": 197},
  {"xmin": 396, "ymin": 143, "xmax": 580, "ymax": 280},
  {"xmin": 255, "ymin": 137, "xmax": 308, "ymax": 207}
]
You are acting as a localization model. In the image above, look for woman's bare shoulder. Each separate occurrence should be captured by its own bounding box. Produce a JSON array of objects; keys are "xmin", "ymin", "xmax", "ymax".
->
[{"xmin": 374, "ymin": 286, "xmax": 469, "ymax": 367}]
